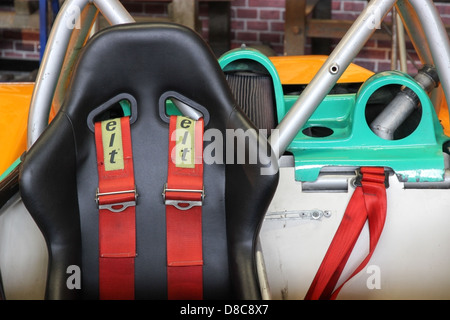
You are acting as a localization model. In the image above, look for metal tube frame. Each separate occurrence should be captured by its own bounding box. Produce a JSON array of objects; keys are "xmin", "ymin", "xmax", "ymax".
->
[
  {"xmin": 28, "ymin": 0, "xmax": 450, "ymax": 158},
  {"xmin": 269, "ymin": 0, "xmax": 450, "ymax": 158},
  {"xmin": 27, "ymin": 0, "xmax": 134, "ymax": 149}
]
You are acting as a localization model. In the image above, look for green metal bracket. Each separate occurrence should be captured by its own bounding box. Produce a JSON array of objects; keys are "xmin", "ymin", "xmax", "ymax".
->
[
  {"xmin": 286, "ymin": 71, "xmax": 449, "ymax": 182},
  {"xmin": 218, "ymin": 50, "xmax": 448, "ymax": 183}
]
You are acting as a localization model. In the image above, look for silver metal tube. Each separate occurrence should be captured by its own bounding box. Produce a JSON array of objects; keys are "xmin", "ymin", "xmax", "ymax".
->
[
  {"xmin": 396, "ymin": 0, "xmax": 433, "ymax": 66},
  {"xmin": 396, "ymin": 0, "xmax": 443, "ymax": 112},
  {"xmin": 370, "ymin": 90, "xmax": 418, "ymax": 139},
  {"xmin": 93, "ymin": 0, "xmax": 134, "ymax": 25},
  {"xmin": 171, "ymin": 99, "xmax": 204, "ymax": 120},
  {"xmin": 391, "ymin": 8, "xmax": 398, "ymax": 70},
  {"xmin": 270, "ymin": 0, "xmax": 396, "ymax": 157},
  {"xmin": 397, "ymin": 13, "xmax": 407, "ymax": 73},
  {"xmin": 301, "ymin": 175, "xmax": 350, "ymax": 193},
  {"xmin": 370, "ymin": 66, "xmax": 438, "ymax": 140},
  {"xmin": 27, "ymin": 0, "xmax": 90, "ymax": 149},
  {"xmin": 27, "ymin": 0, "xmax": 135, "ymax": 148},
  {"xmin": 53, "ymin": 4, "xmax": 99, "ymax": 114},
  {"xmin": 408, "ymin": 0, "xmax": 450, "ymax": 107}
]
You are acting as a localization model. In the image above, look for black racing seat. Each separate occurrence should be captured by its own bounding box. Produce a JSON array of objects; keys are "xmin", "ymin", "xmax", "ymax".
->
[{"xmin": 19, "ymin": 23, "xmax": 279, "ymax": 300}]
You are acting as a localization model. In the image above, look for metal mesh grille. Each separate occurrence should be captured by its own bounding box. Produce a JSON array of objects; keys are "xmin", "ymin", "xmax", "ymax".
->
[{"xmin": 225, "ymin": 72, "xmax": 276, "ymax": 131}]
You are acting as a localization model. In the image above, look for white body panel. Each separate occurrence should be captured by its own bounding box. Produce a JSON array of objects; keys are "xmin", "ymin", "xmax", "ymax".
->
[
  {"xmin": 0, "ymin": 194, "xmax": 47, "ymax": 300},
  {"xmin": 259, "ymin": 166, "xmax": 450, "ymax": 300},
  {"xmin": 2, "ymin": 166, "xmax": 450, "ymax": 299}
]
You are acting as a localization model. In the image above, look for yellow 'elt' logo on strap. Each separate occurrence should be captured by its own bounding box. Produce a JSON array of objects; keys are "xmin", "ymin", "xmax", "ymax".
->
[
  {"xmin": 101, "ymin": 118, "xmax": 124, "ymax": 171},
  {"xmin": 175, "ymin": 116, "xmax": 196, "ymax": 168}
]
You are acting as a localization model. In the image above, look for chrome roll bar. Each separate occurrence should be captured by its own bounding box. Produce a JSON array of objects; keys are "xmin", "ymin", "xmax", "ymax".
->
[{"xmin": 27, "ymin": 0, "xmax": 134, "ymax": 149}]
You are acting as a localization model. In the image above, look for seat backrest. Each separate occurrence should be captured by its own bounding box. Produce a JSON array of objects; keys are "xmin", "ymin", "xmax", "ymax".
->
[{"xmin": 19, "ymin": 23, "xmax": 279, "ymax": 299}]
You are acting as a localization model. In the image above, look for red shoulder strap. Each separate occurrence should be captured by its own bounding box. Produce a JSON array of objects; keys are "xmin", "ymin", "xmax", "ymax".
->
[
  {"xmin": 305, "ymin": 167, "xmax": 387, "ymax": 300},
  {"xmin": 164, "ymin": 115, "xmax": 204, "ymax": 300},
  {"xmin": 94, "ymin": 116, "xmax": 137, "ymax": 300}
]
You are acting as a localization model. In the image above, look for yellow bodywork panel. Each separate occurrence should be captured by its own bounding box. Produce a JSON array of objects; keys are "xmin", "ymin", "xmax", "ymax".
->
[{"xmin": 0, "ymin": 82, "xmax": 34, "ymax": 175}]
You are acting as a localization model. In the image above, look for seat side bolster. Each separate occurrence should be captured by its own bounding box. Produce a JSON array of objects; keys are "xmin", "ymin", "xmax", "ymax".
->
[
  {"xmin": 20, "ymin": 113, "xmax": 82, "ymax": 300},
  {"xmin": 225, "ymin": 109, "xmax": 279, "ymax": 300}
]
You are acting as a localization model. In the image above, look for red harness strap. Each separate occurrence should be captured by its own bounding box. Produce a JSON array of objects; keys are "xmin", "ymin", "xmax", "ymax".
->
[
  {"xmin": 305, "ymin": 167, "xmax": 387, "ymax": 300},
  {"xmin": 164, "ymin": 115, "xmax": 204, "ymax": 300},
  {"xmin": 94, "ymin": 116, "xmax": 137, "ymax": 300}
]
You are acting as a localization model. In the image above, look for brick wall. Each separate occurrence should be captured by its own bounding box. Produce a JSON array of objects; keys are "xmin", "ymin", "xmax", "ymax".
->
[
  {"xmin": 1, "ymin": 0, "xmax": 450, "ymax": 74},
  {"xmin": 230, "ymin": 0, "xmax": 285, "ymax": 54},
  {"xmin": 229, "ymin": 0, "xmax": 421, "ymax": 74},
  {"xmin": 331, "ymin": 0, "xmax": 415, "ymax": 73},
  {"xmin": 0, "ymin": 29, "xmax": 40, "ymax": 61}
]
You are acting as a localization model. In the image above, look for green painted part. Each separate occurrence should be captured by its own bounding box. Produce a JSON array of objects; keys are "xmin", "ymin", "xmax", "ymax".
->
[
  {"xmin": 165, "ymin": 100, "xmax": 182, "ymax": 116},
  {"xmin": 283, "ymin": 71, "xmax": 449, "ymax": 182},
  {"xmin": 218, "ymin": 47, "xmax": 286, "ymax": 124},
  {"xmin": 219, "ymin": 51, "xmax": 448, "ymax": 183},
  {"xmin": 0, "ymin": 157, "xmax": 21, "ymax": 182},
  {"xmin": 119, "ymin": 99, "xmax": 131, "ymax": 117}
]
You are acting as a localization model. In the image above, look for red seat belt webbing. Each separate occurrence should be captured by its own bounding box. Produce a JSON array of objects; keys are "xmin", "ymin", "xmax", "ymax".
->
[
  {"xmin": 165, "ymin": 115, "xmax": 204, "ymax": 300},
  {"xmin": 305, "ymin": 167, "xmax": 387, "ymax": 300},
  {"xmin": 95, "ymin": 116, "xmax": 137, "ymax": 300}
]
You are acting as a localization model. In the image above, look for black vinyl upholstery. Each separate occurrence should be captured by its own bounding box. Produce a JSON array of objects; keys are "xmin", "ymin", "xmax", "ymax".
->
[{"xmin": 19, "ymin": 23, "xmax": 279, "ymax": 299}]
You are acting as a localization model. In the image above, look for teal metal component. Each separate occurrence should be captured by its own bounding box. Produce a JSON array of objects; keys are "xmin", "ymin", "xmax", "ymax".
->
[
  {"xmin": 285, "ymin": 71, "xmax": 449, "ymax": 182},
  {"xmin": 218, "ymin": 50, "xmax": 447, "ymax": 183}
]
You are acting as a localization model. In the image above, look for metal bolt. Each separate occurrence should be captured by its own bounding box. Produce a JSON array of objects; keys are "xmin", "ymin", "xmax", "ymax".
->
[
  {"xmin": 329, "ymin": 63, "xmax": 340, "ymax": 75},
  {"xmin": 311, "ymin": 211, "xmax": 321, "ymax": 220}
]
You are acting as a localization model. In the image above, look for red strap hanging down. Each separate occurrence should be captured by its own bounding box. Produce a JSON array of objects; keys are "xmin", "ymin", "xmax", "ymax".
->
[
  {"xmin": 305, "ymin": 167, "xmax": 387, "ymax": 300},
  {"xmin": 165, "ymin": 115, "xmax": 204, "ymax": 300},
  {"xmin": 95, "ymin": 116, "xmax": 137, "ymax": 300}
]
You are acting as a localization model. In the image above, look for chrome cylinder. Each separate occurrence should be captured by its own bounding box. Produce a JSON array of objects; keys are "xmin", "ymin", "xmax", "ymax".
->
[{"xmin": 370, "ymin": 65, "xmax": 439, "ymax": 140}]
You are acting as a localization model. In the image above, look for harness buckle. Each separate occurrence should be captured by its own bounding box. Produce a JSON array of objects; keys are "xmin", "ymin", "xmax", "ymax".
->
[
  {"xmin": 162, "ymin": 183, "xmax": 205, "ymax": 211},
  {"xmin": 96, "ymin": 187, "xmax": 138, "ymax": 212}
]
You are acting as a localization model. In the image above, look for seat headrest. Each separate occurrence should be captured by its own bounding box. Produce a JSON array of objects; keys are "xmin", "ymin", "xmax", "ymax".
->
[{"xmin": 64, "ymin": 22, "xmax": 236, "ymax": 133}]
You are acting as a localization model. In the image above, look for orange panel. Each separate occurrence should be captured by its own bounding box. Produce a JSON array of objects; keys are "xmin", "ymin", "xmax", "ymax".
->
[
  {"xmin": 269, "ymin": 55, "xmax": 374, "ymax": 85},
  {"xmin": 0, "ymin": 82, "xmax": 34, "ymax": 175}
]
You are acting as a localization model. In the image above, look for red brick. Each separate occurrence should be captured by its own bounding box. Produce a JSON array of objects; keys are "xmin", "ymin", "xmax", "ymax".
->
[
  {"xmin": 0, "ymin": 39, "xmax": 13, "ymax": 50},
  {"xmin": 20, "ymin": 30, "xmax": 39, "ymax": 42},
  {"xmin": 235, "ymin": 31, "xmax": 258, "ymax": 42},
  {"xmin": 353, "ymin": 59, "xmax": 376, "ymax": 72},
  {"xmin": 270, "ymin": 21, "xmax": 284, "ymax": 32},
  {"xmin": 376, "ymin": 61, "xmax": 393, "ymax": 72},
  {"xmin": 259, "ymin": 9, "xmax": 280, "ymax": 20},
  {"xmin": 248, "ymin": 0, "xmax": 284, "ymax": 8},
  {"xmin": 435, "ymin": 3, "xmax": 450, "ymax": 15},
  {"xmin": 14, "ymin": 41, "xmax": 35, "ymax": 52},
  {"xmin": 247, "ymin": 21, "xmax": 268, "ymax": 31},
  {"xmin": 236, "ymin": 8, "xmax": 258, "ymax": 19},
  {"xmin": 343, "ymin": 1, "xmax": 366, "ymax": 13},
  {"xmin": 24, "ymin": 52, "xmax": 40, "ymax": 60},
  {"xmin": 231, "ymin": 20, "xmax": 245, "ymax": 31},
  {"xmin": 332, "ymin": 1, "xmax": 341, "ymax": 11},
  {"xmin": 232, "ymin": 0, "xmax": 247, "ymax": 7},
  {"xmin": 3, "ymin": 51, "xmax": 24, "ymax": 59}
]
